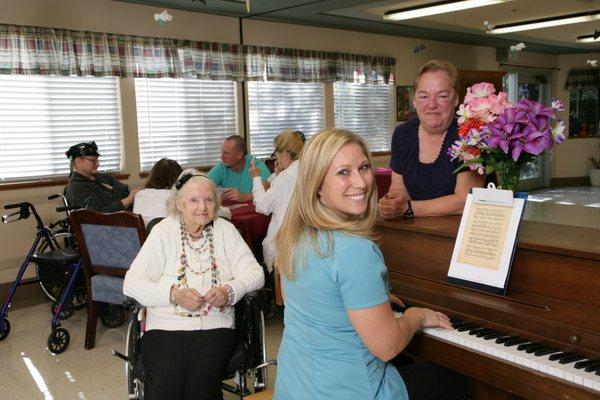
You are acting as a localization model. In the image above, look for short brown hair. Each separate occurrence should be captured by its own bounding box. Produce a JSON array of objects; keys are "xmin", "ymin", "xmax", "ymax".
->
[
  {"xmin": 145, "ymin": 158, "xmax": 183, "ymax": 189},
  {"xmin": 413, "ymin": 59, "xmax": 459, "ymax": 95},
  {"xmin": 226, "ymin": 135, "xmax": 247, "ymax": 156}
]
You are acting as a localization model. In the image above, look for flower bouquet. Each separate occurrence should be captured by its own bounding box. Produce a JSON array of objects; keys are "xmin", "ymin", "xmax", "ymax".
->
[{"xmin": 448, "ymin": 82, "xmax": 565, "ymax": 191}]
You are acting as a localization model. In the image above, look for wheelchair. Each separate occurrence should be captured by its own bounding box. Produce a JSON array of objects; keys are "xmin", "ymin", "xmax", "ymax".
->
[
  {"xmin": 113, "ymin": 291, "xmax": 275, "ymax": 399},
  {"xmin": 0, "ymin": 197, "xmax": 84, "ymax": 353}
]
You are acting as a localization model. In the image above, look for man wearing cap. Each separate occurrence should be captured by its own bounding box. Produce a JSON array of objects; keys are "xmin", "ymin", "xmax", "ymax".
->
[
  {"xmin": 64, "ymin": 142, "xmax": 140, "ymax": 212},
  {"xmin": 208, "ymin": 135, "xmax": 271, "ymax": 202}
]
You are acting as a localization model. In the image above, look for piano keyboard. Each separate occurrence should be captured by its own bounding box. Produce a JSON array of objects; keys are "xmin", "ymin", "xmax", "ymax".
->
[{"xmin": 394, "ymin": 312, "xmax": 600, "ymax": 393}]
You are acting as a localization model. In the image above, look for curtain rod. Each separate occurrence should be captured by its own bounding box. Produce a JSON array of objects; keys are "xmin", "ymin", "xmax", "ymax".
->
[{"xmin": 499, "ymin": 62, "xmax": 561, "ymax": 71}]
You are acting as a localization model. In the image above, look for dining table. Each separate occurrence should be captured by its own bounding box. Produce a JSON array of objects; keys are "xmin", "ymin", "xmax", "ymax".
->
[{"xmin": 222, "ymin": 200, "xmax": 270, "ymax": 263}]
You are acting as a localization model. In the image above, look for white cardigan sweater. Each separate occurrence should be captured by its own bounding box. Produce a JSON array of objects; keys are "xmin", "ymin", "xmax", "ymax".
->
[
  {"xmin": 123, "ymin": 216, "xmax": 264, "ymax": 331},
  {"xmin": 252, "ymin": 160, "xmax": 299, "ymax": 271}
]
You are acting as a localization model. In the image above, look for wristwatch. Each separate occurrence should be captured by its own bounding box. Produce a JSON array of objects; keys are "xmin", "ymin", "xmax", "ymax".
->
[{"xmin": 403, "ymin": 200, "xmax": 414, "ymax": 219}]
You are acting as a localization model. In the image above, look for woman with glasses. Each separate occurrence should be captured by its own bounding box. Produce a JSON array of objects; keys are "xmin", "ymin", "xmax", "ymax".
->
[
  {"xmin": 248, "ymin": 130, "xmax": 305, "ymax": 274},
  {"xmin": 124, "ymin": 169, "xmax": 264, "ymax": 400},
  {"xmin": 64, "ymin": 141, "xmax": 140, "ymax": 212},
  {"xmin": 378, "ymin": 60, "xmax": 484, "ymax": 219}
]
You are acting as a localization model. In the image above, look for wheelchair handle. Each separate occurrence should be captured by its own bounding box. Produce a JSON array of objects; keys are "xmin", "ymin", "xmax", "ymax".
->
[
  {"xmin": 48, "ymin": 194, "xmax": 60, "ymax": 200},
  {"xmin": 4, "ymin": 202, "xmax": 28, "ymax": 210},
  {"xmin": 56, "ymin": 205, "xmax": 79, "ymax": 213}
]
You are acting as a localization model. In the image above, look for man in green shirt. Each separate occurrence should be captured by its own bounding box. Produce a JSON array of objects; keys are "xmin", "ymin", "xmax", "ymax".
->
[{"xmin": 208, "ymin": 135, "xmax": 271, "ymax": 202}]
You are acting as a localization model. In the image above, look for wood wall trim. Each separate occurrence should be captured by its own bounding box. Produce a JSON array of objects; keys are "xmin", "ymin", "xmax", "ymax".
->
[
  {"xmin": 550, "ymin": 176, "xmax": 590, "ymax": 187},
  {"xmin": 0, "ymin": 173, "xmax": 131, "ymax": 191}
]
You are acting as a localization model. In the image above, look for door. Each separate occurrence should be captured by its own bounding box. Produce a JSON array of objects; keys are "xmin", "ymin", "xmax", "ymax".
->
[{"xmin": 503, "ymin": 71, "xmax": 552, "ymax": 190}]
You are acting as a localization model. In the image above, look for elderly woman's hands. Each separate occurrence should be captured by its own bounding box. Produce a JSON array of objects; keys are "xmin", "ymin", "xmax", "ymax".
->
[
  {"xmin": 204, "ymin": 286, "xmax": 230, "ymax": 308},
  {"xmin": 172, "ymin": 287, "xmax": 204, "ymax": 311}
]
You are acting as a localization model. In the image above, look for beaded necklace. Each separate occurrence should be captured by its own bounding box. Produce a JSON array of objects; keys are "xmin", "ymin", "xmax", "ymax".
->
[{"xmin": 173, "ymin": 220, "xmax": 222, "ymax": 318}]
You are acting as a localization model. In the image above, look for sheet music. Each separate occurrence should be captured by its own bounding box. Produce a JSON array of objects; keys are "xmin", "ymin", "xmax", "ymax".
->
[{"xmin": 448, "ymin": 189, "xmax": 526, "ymax": 292}]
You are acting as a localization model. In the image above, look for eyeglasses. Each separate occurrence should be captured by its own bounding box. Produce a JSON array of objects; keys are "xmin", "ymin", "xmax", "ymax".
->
[{"xmin": 81, "ymin": 157, "xmax": 99, "ymax": 164}]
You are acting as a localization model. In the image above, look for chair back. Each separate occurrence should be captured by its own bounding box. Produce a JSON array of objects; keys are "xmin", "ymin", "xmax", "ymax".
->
[{"xmin": 70, "ymin": 209, "xmax": 146, "ymax": 277}]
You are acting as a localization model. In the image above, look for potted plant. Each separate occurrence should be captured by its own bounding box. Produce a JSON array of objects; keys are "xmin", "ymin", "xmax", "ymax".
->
[{"xmin": 590, "ymin": 156, "xmax": 600, "ymax": 187}]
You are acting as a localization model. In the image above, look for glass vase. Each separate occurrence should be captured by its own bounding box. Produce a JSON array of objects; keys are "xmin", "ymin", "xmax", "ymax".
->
[{"xmin": 495, "ymin": 160, "xmax": 521, "ymax": 192}]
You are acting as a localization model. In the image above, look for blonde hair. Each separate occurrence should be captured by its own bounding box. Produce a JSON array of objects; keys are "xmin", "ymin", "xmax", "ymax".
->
[
  {"xmin": 274, "ymin": 129, "xmax": 305, "ymax": 161},
  {"xmin": 166, "ymin": 168, "xmax": 221, "ymax": 218},
  {"xmin": 274, "ymin": 129, "xmax": 378, "ymax": 281},
  {"xmin": 413, "ymin": 59, "xmax": 460, "ymax": 95}
]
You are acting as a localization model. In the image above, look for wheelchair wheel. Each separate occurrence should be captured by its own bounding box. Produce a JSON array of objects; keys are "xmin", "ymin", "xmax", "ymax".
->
[
  {"xmin": 101, "ymin": 305, "xmax": 126, "ymax": 328},
  {"xmin": 0, "ymin": 317, "xmax": 10, "ymax": 341},
  {"xmin": 47, "ymin": 328, "xmax": 70, "ymax": 354},
  {"xmin": 51, "ymin": 298, "xmax": 75, "ymax": 320},
  {"xmin": 126, "ymin": 318, "xmax": 145, "ymax": 399}
]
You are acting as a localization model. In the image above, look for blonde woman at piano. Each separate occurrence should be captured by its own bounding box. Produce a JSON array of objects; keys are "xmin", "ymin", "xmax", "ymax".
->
[{"xmin": 273, "ymin": 129, "xmax": 467, "ymax": 400}]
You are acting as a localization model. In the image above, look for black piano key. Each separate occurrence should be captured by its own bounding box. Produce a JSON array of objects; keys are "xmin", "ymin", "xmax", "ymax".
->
[
  {"xmin": 596, "ymin": 369, "xmax": 600, "ymax": 376},
  {"xmin": 549, "ymin": 352, "xmax": 571, "ymax": 361},
  {"xmin": 583, "ymin": 360, "xmax": 600, "ymax": 372},
  {"xmin": 495, "ymin": 336, "xmax": 515, "ymax": 344},
  {"xmin": 456, "ymin": 323, "xmax": 481, "ymax": 332},
  {"xmin": 517, "ymin": 342, "xmax": 541, "ymax": 351},
  {"xmin": 450, "ymin": 317, "xmax": 463, "ymax": 326},
  {"xmin": 574, "ymin": 359, "xmax": 596, "ymax": 369},
  {"xmin": 504, "ymin": 337, "xmax": 529, "ymax": 347},
  {"xmin": 559, "ymin": 353, "xmax": 586, "ymax": 364},
  {"xmin": 534, "ymin": 347, "xmax": 560, "ymax": 357},
  {"xmin": 468, "ymin": 327, "xmax": 488, "ymax": 336},
  {"xmin": 483, "ymin": 331, "xmax": 507, "ymax": 340},
  {"xmin": 475, "ymin": 328, "xmax": 496, "ymax": 338},
  {"xmin": 525, "ymin": 344, "xmax": 546, "ymax": 354}
]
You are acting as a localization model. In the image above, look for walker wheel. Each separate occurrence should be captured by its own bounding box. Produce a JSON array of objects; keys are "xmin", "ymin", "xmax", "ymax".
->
[
  {"xmin": 0, "ymin": 318, "xmax": 10, "ymax": 341},
  {"xmin": 47, "ymin": 328, "xmax": 70, "ymax": 354},
  {"xmin": 51, "ymin": 300, "xmax": 75, "ymax": 320}
]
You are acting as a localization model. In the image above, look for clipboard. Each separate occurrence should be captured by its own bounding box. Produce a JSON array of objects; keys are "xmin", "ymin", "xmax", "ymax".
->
[{"xmin": 447, "ymin": 184, "xmax": 528, "ymax": 295}]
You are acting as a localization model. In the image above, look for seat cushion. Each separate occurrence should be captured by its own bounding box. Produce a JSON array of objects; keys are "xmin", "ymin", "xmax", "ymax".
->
[
  {"xmin": 30, "ymin": 248, "xmax": 80, "ymax": 266},
  {"xmin": 91, "ymin": 274, "xmax": 125, "ymax": 304}
]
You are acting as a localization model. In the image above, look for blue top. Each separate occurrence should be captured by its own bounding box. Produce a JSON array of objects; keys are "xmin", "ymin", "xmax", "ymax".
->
[
  {"xmin": 207, "ymin": 154, "xmax": 271, "ymax": 193},
  {"xmin": 389, "ymin": 117, "xmax": 464, "ymax": 201},
  {"xmin": 274, "ymin": 231, "xmax": 409, "ymax": 400}
]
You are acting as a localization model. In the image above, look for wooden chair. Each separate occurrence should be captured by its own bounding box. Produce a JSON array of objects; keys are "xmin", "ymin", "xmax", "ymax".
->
[
  {"xmin": 70, "ymin": 209, "xmax": 146, "ymax": 350},
  {"xmin": 244, "ymin": 389, "xmax": 274, "ymax": 400}
]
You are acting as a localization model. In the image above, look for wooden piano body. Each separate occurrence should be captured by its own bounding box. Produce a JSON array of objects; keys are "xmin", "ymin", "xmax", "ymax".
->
[{"xmin": 376, "ymin": 215, "xmax": 600, "ymax": 399}]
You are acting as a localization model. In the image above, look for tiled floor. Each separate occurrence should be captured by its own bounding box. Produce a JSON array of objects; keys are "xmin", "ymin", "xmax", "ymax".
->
[{"xmin": 0, "ymin": 293, "xmax": 283, "ymax": 400}]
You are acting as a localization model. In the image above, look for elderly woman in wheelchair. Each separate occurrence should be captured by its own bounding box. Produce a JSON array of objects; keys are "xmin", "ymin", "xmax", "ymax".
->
[{"xmin": 123, "ymin": 169, "xmax": 265, "ymax": 400}]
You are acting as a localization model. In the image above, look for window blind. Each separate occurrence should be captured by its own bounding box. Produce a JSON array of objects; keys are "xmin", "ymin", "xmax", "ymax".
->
[
  {"xmin": 0, "ymin": 75, "xmax": 122, "ymax": 183},
  {"xmin": 333, "ymin": 82, "xmax": 393, "ymax": 152},
  {"xmin": 247, "ymin": 81, "xmax": 325, "ymax": 158},
  {"xmin": 135, "ymin": 78, "xmax": 237, "ymax": 170}
]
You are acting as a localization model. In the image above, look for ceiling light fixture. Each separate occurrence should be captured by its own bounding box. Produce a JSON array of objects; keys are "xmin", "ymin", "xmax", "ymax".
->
[
  {"xmin": 383, "ymin": 0, "xmax": 511, "ymax": 21},
  {"xmin": 577, "ymin": 29, "xmax": 600, "ymax": 43},
  {"xmin": 487, "ymin": 10, "xmax": 600, "ymax": 34}
]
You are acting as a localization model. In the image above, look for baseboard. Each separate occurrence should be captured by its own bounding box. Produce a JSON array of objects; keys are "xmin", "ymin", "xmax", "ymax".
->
[
  {"xmin": 0, "ymin": 278, "xmax": 47, "ymax": 309},
  {"xmin": 550, "ymin": 177, "xmax": 590, "ymax": 187}
]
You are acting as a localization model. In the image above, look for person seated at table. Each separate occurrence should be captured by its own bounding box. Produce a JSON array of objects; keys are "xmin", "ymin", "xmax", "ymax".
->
[
  {"xmin": 249, "ymin": 129, "xmax": 305, "ymax": 274},
  {"xmin": 378, "ymin": 60, "xmax": 484, "ymax": 219},
  {"xmin": 123, "ymin": 168, "xmax": 265, "ymax": 400},
  {"xmin": 65, "ymin": 141, "xmax": 140, "ymax": 212},
  {"xmin": 208, "ymin": 135, "xmax": 271, "ymax": 203},
  {"xmin": 133, "ymin": 158, "xmax": 182, "ymax": 225},
  {"xmin": 274, "ymin": 128, "xmax": 467, "ymax": 400}
]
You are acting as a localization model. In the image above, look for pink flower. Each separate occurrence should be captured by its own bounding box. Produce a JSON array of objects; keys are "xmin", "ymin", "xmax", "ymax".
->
[{"xmin": 464, "ymin": 82, "xmax": 496, "ymax": 103}]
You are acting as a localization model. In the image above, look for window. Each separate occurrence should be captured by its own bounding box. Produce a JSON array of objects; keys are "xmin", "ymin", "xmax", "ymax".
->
[
  {"xmin": 0, "ymin": 75, "xmax": 121, "ymax": 183},
  {"xmin": 334, "ymin": 82, "xmax": 393, "ymax": 152},
  {"xmin": 247, "ymin": 81, "xmax": 325, "ymax": 158},
  {"xmin": 569, "ymin": 88, "xmax": 599, "ymax": 138},
  {"xmin": 135, "ymin": 78, "xmax": 237, "ymax": 170}
]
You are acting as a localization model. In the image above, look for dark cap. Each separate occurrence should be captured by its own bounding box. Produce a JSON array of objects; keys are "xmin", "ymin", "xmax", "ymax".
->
[{"xmin": 66, "ymin": 141, "xmax": 101, "ymax": 160}]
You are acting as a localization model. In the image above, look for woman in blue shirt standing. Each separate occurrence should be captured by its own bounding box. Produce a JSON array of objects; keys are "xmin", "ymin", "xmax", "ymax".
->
[{"xmin": 274, "ymin": 128, "xmax": 466, "ymax": 400}]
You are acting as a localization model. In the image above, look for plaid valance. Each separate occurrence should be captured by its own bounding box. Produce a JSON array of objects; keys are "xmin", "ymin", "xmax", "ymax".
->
[
  {"xmin": 0, "ymin": 24, "xmax": 395, "ymax": 84},
  {"xmin": 564, "ymin": 68, "xmax": 600, "ymax": 90}
]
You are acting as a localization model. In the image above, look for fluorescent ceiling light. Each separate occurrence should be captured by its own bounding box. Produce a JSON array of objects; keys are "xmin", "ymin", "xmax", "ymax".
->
[
  {"xmin": 487, "ymin": 10, "xmax": 600, "ymax": 34},
  {"xmin": 383, "ymin": 0, "xmax": 510, "ymax": 21}
]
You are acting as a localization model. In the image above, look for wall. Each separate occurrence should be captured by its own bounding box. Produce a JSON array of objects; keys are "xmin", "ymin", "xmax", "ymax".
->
[{"xmin": 0, "ymin": 0, "xmax": 582, "ymax": 284}]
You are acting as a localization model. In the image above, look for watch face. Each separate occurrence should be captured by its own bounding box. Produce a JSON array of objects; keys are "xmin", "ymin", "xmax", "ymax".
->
[{"xmin": 404, "ymin": 200, "xmax": 414, "ymax": 218}]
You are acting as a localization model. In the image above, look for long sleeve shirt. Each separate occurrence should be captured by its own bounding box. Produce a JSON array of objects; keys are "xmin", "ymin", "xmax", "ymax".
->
[
  {"xmin": 65, "ymin": 172, "xmax": 129, "ymax": 212},
  {"xmin": 123, "ymin": 216, "xmax": 265, "ymax": 331},
  {"xmin": 252, "ymin": 160, "xmax": 299, "ymax": 271}
]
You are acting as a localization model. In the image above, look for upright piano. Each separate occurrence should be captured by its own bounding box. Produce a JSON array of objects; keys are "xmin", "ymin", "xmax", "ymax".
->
[{"xmin": 377, "ymin": 213, "xmax": 600, "ymax": 399}]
